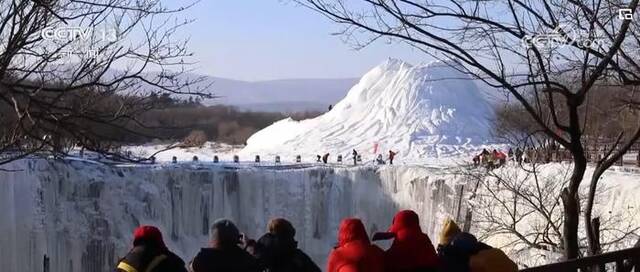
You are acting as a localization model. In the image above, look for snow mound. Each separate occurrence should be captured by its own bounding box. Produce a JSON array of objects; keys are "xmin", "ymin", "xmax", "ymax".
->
[{"xmin": 241, "ymin": 59, "xmax": 494, "ymax": 163}]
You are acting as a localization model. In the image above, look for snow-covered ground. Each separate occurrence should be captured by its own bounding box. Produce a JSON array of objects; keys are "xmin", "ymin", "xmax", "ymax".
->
[{"xmin": 127, "ymin": 142, "xmax": 244, "ymax": 163}]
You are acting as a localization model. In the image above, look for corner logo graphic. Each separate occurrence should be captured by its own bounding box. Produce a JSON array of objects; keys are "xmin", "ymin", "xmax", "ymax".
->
[{"xmin": 619, "ymin": 9, "xmax": 634, "ymax": 21}]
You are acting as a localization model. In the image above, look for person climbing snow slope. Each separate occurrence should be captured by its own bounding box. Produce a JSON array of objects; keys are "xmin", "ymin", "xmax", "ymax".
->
[
  {"xmin": 376, "ymin": 154, "xmax": 386, "ymax": 165},
  {"xmin": 388, "ymin": 150, "xmax": 397, "ymax": 165},
  {"xmin": 322, "ymin": 153, "xmax": 330, "ymax": 164},
  {"xmin": 352, "ymin": 149, "xmax": 358, "ymax": 165}
]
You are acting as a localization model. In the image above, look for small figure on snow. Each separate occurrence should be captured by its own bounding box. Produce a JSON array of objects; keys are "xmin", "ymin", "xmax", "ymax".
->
[
  {"xmin": 472, "ymin": 155, "xmax": 481, "ymax": 167},
  {"xmin": 480, "ymin": 149, "xmax": 490, "ymax": 165},
  {"xmin": 352, "ymin": 149, "xmax": 358, "ymax": 165},
  {"xmin": 376, "ymin": 154, "xmax": 386, "ymax": 165},
  {"xmin": 388, "ymin": 150, "xmax": 397, "ymax": 165},
  {"xmin": 514, "ymin": 148, "xmax": 523, "ymax": 164},
  {"xmin": 322, "ymin": 153, "xmax": 330, "ymax": 164},
  {"xmin": 494, "ymin": 150, "xmax": 507, "ymax": 167}
]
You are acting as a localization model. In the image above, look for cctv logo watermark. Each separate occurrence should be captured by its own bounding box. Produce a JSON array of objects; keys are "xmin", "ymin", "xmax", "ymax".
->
[
  {"xmin": 41, "ymin": 26, "xmax": 118, "ymax": 42},
  {"xmin": 522, "ymin": 24, "xmax": 608, "ymax": 50},
  {"xmin": 41, "ymin": 26, "xmax": 118, "ymax": 62}
]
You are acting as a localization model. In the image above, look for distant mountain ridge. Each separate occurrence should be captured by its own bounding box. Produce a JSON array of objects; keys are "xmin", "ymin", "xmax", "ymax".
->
[
  {"xmin": 201, "ymin": 76, "xmax": 358, "ymax": 112},
  {"xmin": 235, "ymin": 101, "xmax": 331, "ymax": 113}
]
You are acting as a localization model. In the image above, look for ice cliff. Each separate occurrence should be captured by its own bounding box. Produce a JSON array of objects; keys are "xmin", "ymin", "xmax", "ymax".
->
[{"xmin": 0, "ymin": 159, "xmax": 467, "ymax": 272}]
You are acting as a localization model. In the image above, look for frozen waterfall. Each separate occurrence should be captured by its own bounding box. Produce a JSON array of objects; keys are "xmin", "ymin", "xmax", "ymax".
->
[{"xmin": 0, "ymin": 159, "xmax": 468, "ymax": 272}]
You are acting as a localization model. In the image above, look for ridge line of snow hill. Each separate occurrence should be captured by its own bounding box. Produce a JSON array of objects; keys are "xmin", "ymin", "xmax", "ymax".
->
[{"xmin": 240, "ymin": 58, "xmax": 495, "ymax": 164}]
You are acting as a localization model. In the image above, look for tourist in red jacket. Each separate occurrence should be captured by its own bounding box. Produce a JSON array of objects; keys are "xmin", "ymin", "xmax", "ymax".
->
[
  {"xmin": 374, "ymin": 210, "xmax": 439, "ymax": 272},
  {"xmin": 327, "ymin": 218, "xmax": 385, "ymax": 272}
]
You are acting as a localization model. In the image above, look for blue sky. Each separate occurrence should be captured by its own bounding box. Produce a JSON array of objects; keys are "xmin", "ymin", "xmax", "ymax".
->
[{"xmin": 178, "ymin": 0, "xmax": 429, "ymax": 81}]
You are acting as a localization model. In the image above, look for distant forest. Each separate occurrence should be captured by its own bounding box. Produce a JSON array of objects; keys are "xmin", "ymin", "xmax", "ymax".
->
[
  {"xmin": 0, "ymin": 89, "xmax": 322, "ymax": 150},
  {"xmin": 133, "ymin": 93, "xmax": 323, "ymax": 146}
]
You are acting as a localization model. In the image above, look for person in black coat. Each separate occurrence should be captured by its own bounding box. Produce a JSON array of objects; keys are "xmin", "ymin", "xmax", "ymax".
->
[
  {"xmin": 322, "ymin": 153, "xmax": 330, "ymax": 164},
  {"xmin": 352, "ymin": 149, "xmax": 358, "ymax": 165},
  {"xmin": 248, "ymin": 218, "xmax": 320, "ymax": 272},
  {"xmin": 515, "ymin": 148, "xmax": 523, "ymax": 164},
  {"xmin": 116, "ymin": 225, "xmax": 187, "ymax": 272},
  {"xmin": 190, "ymin": 219, "xmax": 259, "ymax": 272}
]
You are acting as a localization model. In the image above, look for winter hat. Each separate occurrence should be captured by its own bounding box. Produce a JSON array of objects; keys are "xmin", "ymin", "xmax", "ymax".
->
[
  {"xmin": 133, "ymin": 225, "xmax": 166, "ymax": 249},
  {"xmin": 451, "ymin": 232, "xmax": 479, "ymax": 254},
  {"xmin": 382, "ymin": 210, "xmax": 440, "ymax": 270},
  {"xmin": 267, "ymin": 218, "xmax": 296, "ymax": 239},
  {"xmin": 337, "ymin": 218, "xmax": 370, "ymax": 247},
  {"xmin": 372, "ymin": 210, "xmax": 422, "ymax": 241},
  {"xmin": 439, "ymin": 218, "xmax": 462, "ymax": 245},
  {"xmin": 210, "ymin": 219, "xmax": 241, "ymax": 247},
  {"xmin": 388, "ymin": 210, "xmax": 421, "ymax": 233}
]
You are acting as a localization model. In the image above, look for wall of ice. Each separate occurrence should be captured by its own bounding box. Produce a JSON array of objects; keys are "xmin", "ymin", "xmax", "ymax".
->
[{"xmin": 0, "ymin": 159, "xmax": 467, "ymax": 272}]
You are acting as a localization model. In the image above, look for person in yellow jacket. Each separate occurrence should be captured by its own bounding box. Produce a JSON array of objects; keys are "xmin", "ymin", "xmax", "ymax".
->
[
  {"xmin": 437, "ymin": 218, "xmax": 518, "ymax": 272},
  {"xmin": 116, "ymin": 225, "xmax": 187, "ymax": 272}
]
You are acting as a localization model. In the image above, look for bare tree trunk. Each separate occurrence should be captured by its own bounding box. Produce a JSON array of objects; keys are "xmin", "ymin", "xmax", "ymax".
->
[
  {"xmin": 561, "ymin": 190, "xmax": 581, "ymax": 260},
  {"xmin": 562, "ymin": 150, "xmax": 587, "ymax": 260},
  {"xmin": 586, "ymin": 166, "xmax": 606, "ymax": 256},
  {"xmin": 561, "ymin": 102, "xmax": 589, "ymax": 260},
  {"xmin": 590, "ymin": 218, "xmax": 606, "ymax": 272}
]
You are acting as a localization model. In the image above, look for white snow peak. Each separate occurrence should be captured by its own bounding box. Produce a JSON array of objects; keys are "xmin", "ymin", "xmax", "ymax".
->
[{"xmin": 241, "ymin": 59, "xmax": 494, "ymax": 162}]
